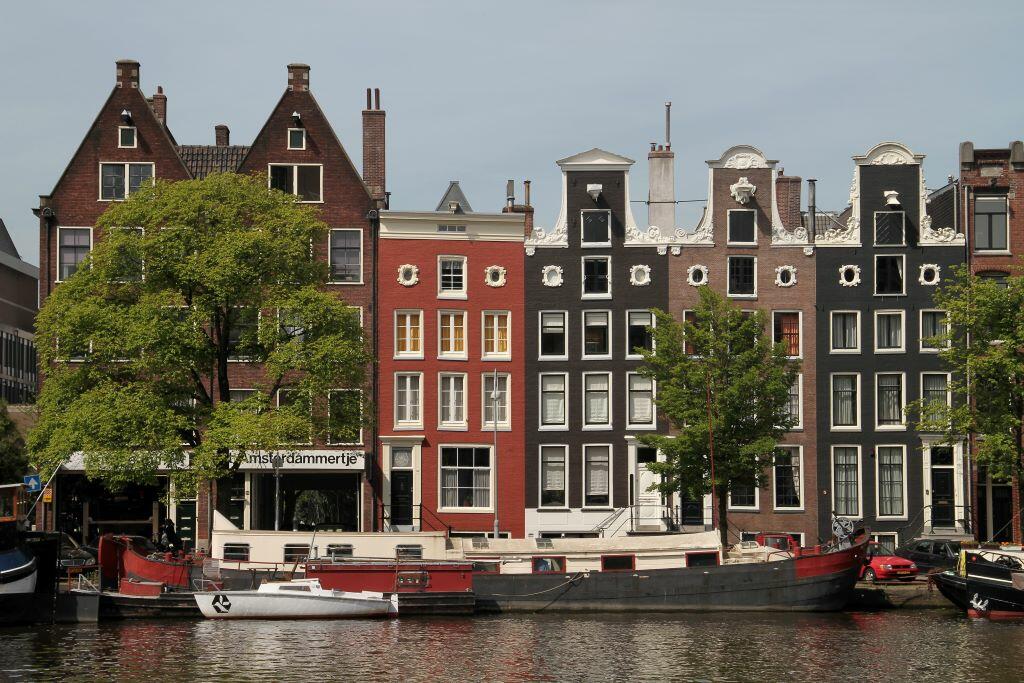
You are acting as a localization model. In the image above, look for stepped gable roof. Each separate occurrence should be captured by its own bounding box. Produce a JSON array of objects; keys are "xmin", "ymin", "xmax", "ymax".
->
[
  {"xmin": 0, "ymin": 218, "xmax": 19, "ymax": 259},
  {"xmin": 435, "ymin": 181, "xmax": 473, "ymax": 213},
  {"xmin": 176, "ymin": 145, "xmax": 251, "ymax": 179}
]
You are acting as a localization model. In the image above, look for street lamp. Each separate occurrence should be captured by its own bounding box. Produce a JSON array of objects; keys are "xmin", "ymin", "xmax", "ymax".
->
[{"xmin": 271, "ymin": 454, "xmax": 284, "ymax": 532}]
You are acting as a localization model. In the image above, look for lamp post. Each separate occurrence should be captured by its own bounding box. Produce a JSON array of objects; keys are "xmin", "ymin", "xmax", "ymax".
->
[{"xmin": 272, "ymin": 454, "xmax": 284, "ymax": 532}]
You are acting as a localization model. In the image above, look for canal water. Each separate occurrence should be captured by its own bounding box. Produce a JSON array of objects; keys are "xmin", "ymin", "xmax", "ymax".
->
[{"xmin": 1, "ymin": 610, "xmax": 1021, "ymax": 682}]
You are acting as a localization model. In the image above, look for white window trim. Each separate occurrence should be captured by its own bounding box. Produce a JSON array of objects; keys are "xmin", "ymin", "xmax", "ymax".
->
[
  {"xmin": 873, "ymin": 210, "xmax": 906, "ymax": 247},
  {"xmin": 538, "ymin": 444, "xmax": 569, "ymax": 509},
  {"xmin": 785, "ymin": 373, "xmax": 803, "ymax": 431},
  {"xmin": 481, "ymin": 373, "xmax": 511, "ymax": 431},
  {"xmin": 538, "ymin": 310, "xmax": 569, "ymax": 362},
  {"xmin": 538, "ymin": 372, "xmax": 569, "ymax": 431},
  {"xmin": 580, "ymin": 209, "xmax": 612, "ymax": 248},
  {"xmin": 437, "ymin": 310, "xmax": 468, "ymax": 360},
  {"xmin": 287, "ymin": 127, "xmax": 306, "ymax": 151},
  {"xmin": 107, "ymin": 226, "xmax": 146, "ymax": 283},
  {"xmin": 394, "ymin": 371, "xmax": 424, "ymax": 430},
  {"xmin": 437, "ymin": 372, "xmax": 469, "ymax": 431},
  {"xmin": 226, "ymin": 307, "xmax": 261, "ymax": 363},
  {"xmin": 581, "ymin": 309, "xmax": 613, "ymax": 360},
  {"xmin": 727, "ymin": 481, "xmax": 759, "ymax": 512},
  {"xmin": 56, "ymin": 226, "xmax": 94, "ymax": 283},
  {"xmin": 919, "ymin": 371, "xmax": 953, "ymax": 431},
  {"xmin": 726, "ymin": 255, "xmax": 758, "ymax": 299},
  {"xmin": 581, "ymin": 255, "xmax": 612, "ymax": 300},
  {"xmin": 772, "ymin": 445, "xmax": 804, "ymax": 512},
  {"xmin": 875, "ymin": 444, "xmax": 909, "ymax": 521},
  {"xmin": 437, "ymin": 255, "xmax": 468, "ymax": 300},
  {"xmin": 582, "ymin": 443, "xmax": 614, "ymax": 510},
  {"xmin": 581, "ymin": 371, "xmax": 613, "ymax": 431},
  {"xmin": 872, "ymin": 309, "xmax": 906, "ymax": 354},
  {"xmin": 327, "ymin": 388, "xmax": 363, "ymax": 445},
  {"xmin": 393, "ymin": 309, "xmax": 424, "ymax": 359},
  {"xmin": 118, "ymin": 126, "xmax": 137, "ymax": 149},
  {"xmin": 873, "ymin": 253, "xmax": 906, "ymax": 297},
  {"xmin": 871, "ymin": 532, "xmax": 900, "ymax": 552},
  {"xmin": 874, "ymin": 371, "xmax": 907, "ymax": 431},
  {"xmin": 919, "ymin": 309, "xmax": 950, "ymax": 353},
  {"xmin": 98, "ymin": 161, "xmax": 155, "ymax": 201},
  {"xmin": 772, "ymin": 310, "xmax": 803, "ymax": 359},
  {"xmin": 830, "ymin": 372, "xmax": 861, "ymax": 431},
  {"xmin": 481, "ymin": 310, "xmax": 512, "ymax": 361},
  {"xmin": 625, "ymin": 309, "xmax": 655, "ymax": 360},
  {"xmin": 266, "ymin": 163, "xmax": 324, "ymax": 204},
  {"xmin": 829, "ymin": 310, "xmax": 861, "ymax": 354},
  {"xmin": 437, "ymin": 443, "xmax": 494, "ymax": 513},
  {"xmin": 625, "ymin": 372, "xmax": 656, "ymax": 430},
  {"xmin": 726, "ymin": 208, "xmax": 758, "ymax": 246},
  {"xmin": 327, "ymin": 228, "xmax": 364, "ymax": 285},
  {"xmin": 830, "ymin": 445, "xmax": 863, "ymax": 520}
]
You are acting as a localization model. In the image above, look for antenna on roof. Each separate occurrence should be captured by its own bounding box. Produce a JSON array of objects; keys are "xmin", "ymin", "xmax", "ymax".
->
[{"xmin": 665, "ymin": 102, "xmax": 671, "ymax": 149}]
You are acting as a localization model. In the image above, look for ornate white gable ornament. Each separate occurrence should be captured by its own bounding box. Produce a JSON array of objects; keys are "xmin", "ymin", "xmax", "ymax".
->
[
  {"xmin": 629, "ymin": 264, "xmax": 651, "ymax": 286},
  {"xmin": 687, "ymin": 264, "xmax": 709, "ymax": 287},
  {"xmin": 839, "ymin": 264, "xmax": 861, "ymax": 287},
  {"xmin": 775, "ymin": 265, "xmax": 797, "ymax": 287},
  {"xmin": 919, "ymin": 263, "xmax": 941, "ymax": 286},
  {"xmin": 541, "ymin": 265, "xmax": 563, "ymax": 287},
  {"xmin": 485, "ymin": 265, "xmax": 507, "ymax": 287},
  {"xmin": 397, "ymin": 264, "xmax": 419, "ymax": 287},
  {"xmin": 730, "ymin": 177, "xmax": 756, "ymax": 204}
]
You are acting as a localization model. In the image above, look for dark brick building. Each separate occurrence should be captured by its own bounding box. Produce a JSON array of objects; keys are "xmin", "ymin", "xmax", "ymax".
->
[{"xmin": 0, "ymin": 218, "xmax": 38, "ymax": 404}]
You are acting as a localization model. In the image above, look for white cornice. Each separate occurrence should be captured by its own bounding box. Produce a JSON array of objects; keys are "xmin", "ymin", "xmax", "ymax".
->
[{"xmin": 379, "ymin": 211, "xmax": 525, "ymax": 242}]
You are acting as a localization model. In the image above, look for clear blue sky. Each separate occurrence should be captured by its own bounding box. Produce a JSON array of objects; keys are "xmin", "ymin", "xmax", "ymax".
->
[{"xmin": 1, "ymin": 1, "xmax": 1020, "ymax": 265}]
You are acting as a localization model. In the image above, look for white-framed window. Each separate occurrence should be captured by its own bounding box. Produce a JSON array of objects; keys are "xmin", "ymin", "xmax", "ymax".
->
[
  {"xmin": 539, "ymin": 372, "xmax": 568, "ymax": 430},
  {"xmin": 773, "ymin": 446, "xmax": 803, "ymax": 510},
  {"xmin": 439, "ymin": 445, "xmax": 492, "ymax": 511},
  {"xmin": 626, "ymin": 310, "xmax": 654, "ymax": 358},
  {"xmin": 874, "ymin": 255, "xmax": 905, "ymax": 296},
  {"xmin": 539, "ymin": 311, "xmax": 568, "ymax": 360},
  {"xmin": 871, "ymin": 532, "xmax": 899, "ymax": 555},
  {"xmin": 831, "ymin": 445, "xmax": 861, "ymax": 518},
  {"xmin": 105, "ymin": 226, "xmax": 145, "ymax": 282},
  {"xmin": 582, "ymin": 372, "xmax": 612, "ymax": 429},
  {"xmin": 875, "ymin": 372, "xmax": 906, "ymax": 430},
  {"xmin": 920, "ymin": 309, "xmax": 950, "ymax": 352},
  {"xmin": 829, "ymin": 311, "xmax": 860, "ymax": 353},
  {"xmin": 100, "ymin": 162, "xmax": 154, "ymax": 200},
  {"xmin": 57, "ymin": 227, "xmax": 93, "ymax": 281},
  {"xmin": 772, "ymin": 311, "xmax": 801, "ymax": 358},
  {"xmin": 277, "ymin": 388, "xmax": 313, "ymax": 445},
  {"xmin": 438, "ymin": 373, "xmax": 467, "ymax": 430},
  {"xmin": 873, "ymin": 310, "xmax": 905, "ymax": 353},
  {"xmin": 482, "ymin": 373, "xmax": 510, "ymax": 430},
  {"xmin": 438, "ymin": 310, "xmax": 467, "ymax": 359},
  {"xmin": 876, "ymin": 445, "xmax": 907, "ymax": 519},
  {"xmin": 921, "ymin": 372, "xmax": 951, "ymax": 426},
  {"xmin": 278, "ymin": 307, "xmax": 306, "ymax": 343},
  {"xmin": 727, "ymin": 208, "xmax": 757, "ymax": 245},
  {"xmin": 874, "ymin": 210, "xmax": 905, "ymax": 246},
  {"xmin": 482, "ymin": 311, "xmax": 510, "ymax": 359},
  {"xmin": 227, "ymin": 307, "xmax": 259, "ymax": 361},
  {"xmin": 583, "ymin": 444, "xmax": 612, "ymax": 508},
  {"xmin": 582, "ymin": 310, "xmax": 611, "ymax": 359},
  {"xmin": 268, "ymin": 163, "xmax": 322, "ymax": 202},
  {"xmin": 582, "ymin": 256, "xmax": 611, "ymax": 299},
  {"xmin": 974, "ymin": 195, "xmax": 1008, "ymax": 252},
  {"xmin": 328, "ymin": 229, "xmax": 362, "ymax": 284},
  {"xmin": 539, "ymin": 445, "xmax": 568, "ymax": 508},
  {"xmin": 287, "ymin": 128, "xmax": 306, "ymax": 150},
  {"xmin": 830, "ymin": 373, "xmax": 860, "ymax": 430},
  {"xmin": 581, "ymin": 209, "xmax": 611, "ymax": 247},
  {"xmin": 438, "ymin": 256, "xmax": 467, "ymax": 298},
  {"xmin": 626, "ymin": 373, "xmax": 655, "ymax": 429},
  {"xmin": 727, "ymin": 255, "xmax": 756, "ymax": 297},
  {"xmin": 785, "ymin": 374, "xmax": 803, "ymax": 430},
  {"xmin": 727, "ymin": 480, "xmax": 759, "ymax": 511},
  {"xmin": 438, "ymin": 224, "xmax": 466, "ymax": 234},
  {"xmin": 394, "ymin": 310, "xmax": 423, "ymax": 358},
  {"xmin": 118, "ymin": 126, "xmax": 137, "ymax": 149},
  {"xmin": 327, "ymin": 389, "xmax": 362, "ymax": 445},
  {"xmin": 394, "ymin": 372, "xmax": 423, "ymax": 428}
]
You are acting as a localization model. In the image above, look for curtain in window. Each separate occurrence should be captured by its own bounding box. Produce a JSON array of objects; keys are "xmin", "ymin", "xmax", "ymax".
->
[
  {"xmin": 877, "ymin": 374, "xmax": 902, "ymax": 424},
  {"xmin": 877, "ymin": 315, "xmax": 901, "ymax": 348},
  {"xmin": 453, "ymin": 316, "xmax": 464, "ymax": 352},
  {"xmin": 833, "ymin": 375, "xmax": 855, "ymax": 425},
  {"xmin": 629, "ymin": 375, "xmax": 653, "ymax": 424},
  {"xmin": 833, "ymin": 448, "xmax": 858, "ymax": 516},
  {"xmin": 541, "ymin": 376, "xmax": 565, "ymax": 423},
  {"xmin": 586, "ymin": 448, "xmax": 610, "ymax": 499},
  {"xmin": 879, "ymin": 447, "xmax": 904, "ymax": 516},
  {"xmin": 408, "ymin": 315, "xmax": 419, "ymax": 351},
  {"xmin": 496, "ymin": 315, "xmax": 508, "ymax": 353},
  {"xmin": 473, "ymin": 467, "xmax": 491, "ymax": 508},
  {"xmin": 542, "ymin": 449, "xmax": 565, "ymax": 490},
  {"xmin": 442, "ymin": 468, "xmax": 458, "ymax": 508},
  {"xmin": 585, "ymin": 375, "xmax": 609, "ymax": 423}
]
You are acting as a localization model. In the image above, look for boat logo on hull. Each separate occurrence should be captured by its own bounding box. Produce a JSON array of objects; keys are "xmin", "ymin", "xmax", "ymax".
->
[
  {"xmin": 969, "ymin": 593, "xmax": 989, "ymax": 613},
  {"xmin": 212, "ymin": 594, "xmax": 232, "ymax": 613}
]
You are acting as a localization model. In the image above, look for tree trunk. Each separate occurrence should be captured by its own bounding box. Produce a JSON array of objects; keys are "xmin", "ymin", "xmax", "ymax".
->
[{"xmin": 717, "ymin": 482, "xmax": 728, "ymax": 548}]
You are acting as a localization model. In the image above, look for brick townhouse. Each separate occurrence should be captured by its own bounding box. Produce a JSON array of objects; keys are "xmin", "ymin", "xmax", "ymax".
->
[{"xmin": 0, "ymin": 218, "xmax": 38, "ymax": 405}]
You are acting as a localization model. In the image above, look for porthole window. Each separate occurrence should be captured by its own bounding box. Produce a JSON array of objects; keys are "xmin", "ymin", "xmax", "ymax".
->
[
  {"xmin": 629, "ymin": 264, "xmax": 652, "ymax": 287},
  {"xmin": 542, "ymin": 265, "xmax": 563, "ymax": 287},
  {"xmin": 919, "ymin": 264, "xmax": 940, "ymax": 286},
  {"xmin": 839, "ymin": 265, "xmax": 861, "ymax": 287},
  {"xmin": 687, "ymin": 264, "xmax": 709, "ymax": 287},
  {"xmin": 485, "ymin": 265, "xmax": 507, "ymax": 288},
  {"xmin": 775, "ymin": 265, "xmax": 797, "ymax": 288},
  {"xmin": 397, "ymin": 264, "xmax": 419, "ymax": 287}
]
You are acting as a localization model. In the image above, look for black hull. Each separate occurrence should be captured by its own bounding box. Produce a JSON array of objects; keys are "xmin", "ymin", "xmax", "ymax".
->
[
  {"xmin": 95, "ymin": 592, "xmax": 201, "ymax": 620},
  {"xmin": 931, "ymin": 572, "xmax": 970, "ymax": 611}
]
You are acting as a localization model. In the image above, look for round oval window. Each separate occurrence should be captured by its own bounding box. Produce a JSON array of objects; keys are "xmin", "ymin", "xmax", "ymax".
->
[
  {"xmin": 489, "ymin": 269, "xmax": 501, "ymax": 283},
  {"xmin": 923, "ymin": 267, "xmax": 937, "ymax": 283},
  {"xmin": 842, "ymin": 267, "xmax": 856, "ymax": 283},
  {"xmin": 691, "ymin": 269, "xmax": 704, "ymax": 284},
  {"xmin": 402, "ymin": 267, "xmax": 414, "ymax": 281},
  {"xmin": 779, "ymin": 269, "xmax": 792, "ymax": 284}
]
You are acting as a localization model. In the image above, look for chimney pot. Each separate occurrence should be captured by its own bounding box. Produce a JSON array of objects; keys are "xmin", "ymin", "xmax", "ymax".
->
[
  {"xmin": 116, "ymin": 59, "xmax": 140, "ymax": 89},
  {"xmin": 524, "ymin": 180, "xmax": 531, "ymax": 207},
  {"xmin": 362, "ymin": 87, "xmax": 387, "ymax": 205},
  {"xmin": 215, "ymin": 125, "xmax": 230, "ymax": 147},
  {"xmin": 149, "ymin": 85, "xmax": 167, "ymax": 124},
  {"xmin": 287, "ymin": 63, "xmax": 310, "ymax": 92}
]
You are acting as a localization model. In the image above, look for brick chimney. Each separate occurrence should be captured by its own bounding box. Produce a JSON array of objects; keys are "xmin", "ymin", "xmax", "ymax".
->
[
  {"xmin": 116, "ymin": 59, "xmax": 140, "ymax": 89},
  {"xmin": 776, "ymin": 170, "xmax": 802, "ymax": 228},
  {"xmin": 362, "ymin": 88, "xmax": 386, "ymax": 206},
  {"xmin": 648, "ymin": 103, "xmax": 675, "ymax": 229},
  {"xmin": 149, "ymin": 86, "xmax": 167, "ymax": 124},
  {"xmin": 287, "ymin": 63, "xmax": 310, "ymax": 92},
  {"xmin": 215, "ymin": 125, "xmax": 230, "ymax": 147},
  {"xmin": 503, "ymin": 180, "xmax": 535, "ymax": 236}
]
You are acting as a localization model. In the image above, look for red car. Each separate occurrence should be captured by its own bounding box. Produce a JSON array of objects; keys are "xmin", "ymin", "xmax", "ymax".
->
[{"xmin": 860, "ymin": 542, "xmax": 919, "ymax": 582}]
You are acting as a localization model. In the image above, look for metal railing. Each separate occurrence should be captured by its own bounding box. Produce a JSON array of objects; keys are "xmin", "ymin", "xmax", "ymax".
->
[
  {"xmin": 379, "ymin": 504, "xmax": 452, "ymax": 535},
  {"xmin": 591, "ymin": 503, "xmax": 712, "ymax": 537},
  {"xmin": 893, "ymin": 504, "xmax": 973, "ymax": 543}
]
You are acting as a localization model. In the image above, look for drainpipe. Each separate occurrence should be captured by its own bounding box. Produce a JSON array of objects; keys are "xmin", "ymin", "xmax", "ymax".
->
[{"xmin": 807, "ymin": 179, "xmax": 817, "ymax": 244}]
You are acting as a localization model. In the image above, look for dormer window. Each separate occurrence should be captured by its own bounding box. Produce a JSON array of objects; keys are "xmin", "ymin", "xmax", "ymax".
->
[
  {"xmin": 118, "ymin": 126, "xmax": 137, "ymax": 149},
  {"xmin": 874, "ymin": 211, "xmax": 905, "ymax": 246},
  {"xmin": 288, "ymin": 128, "xmax": 306, "ymax": 150},
  {"xmin": 581, "ymin": 210, "xmax": 611, "ymax": 246},
  {"xmin": 727, "ymin": 209, "xmax": 756, "ymax": 245}
]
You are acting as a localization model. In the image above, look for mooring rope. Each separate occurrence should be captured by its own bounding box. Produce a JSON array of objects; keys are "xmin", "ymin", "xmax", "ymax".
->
[{"xmin": 485, "ymin": 571, "xmax": 587, "ymax": 597}]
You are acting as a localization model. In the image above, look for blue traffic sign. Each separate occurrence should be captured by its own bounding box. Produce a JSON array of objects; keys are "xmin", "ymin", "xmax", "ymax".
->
[{"xmin": 23, "ymin": 474, "xmax": 41, "ymax": 493}]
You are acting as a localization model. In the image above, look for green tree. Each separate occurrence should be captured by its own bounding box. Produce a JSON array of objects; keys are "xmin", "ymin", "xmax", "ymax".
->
[
  {"xmin": 0, "ymin": 402, "xmax": 29, "ymax": 484},
  {"xmin": 638, "ymin": 287, "xmax": 799, "ymax": 546},
  {"xmin": 29, "ymin": 173, "xmax": 370, "ymax": 493}
]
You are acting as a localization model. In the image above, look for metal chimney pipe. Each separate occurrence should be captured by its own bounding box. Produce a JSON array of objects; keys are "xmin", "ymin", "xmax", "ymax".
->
[
  {"xmin": 665, "ymin": 102, "xmax": 672, "ymax": 149},
  {"xmin": 524, "ymin": 180, "xmax": 531, "ymax": 207},
  {"xmin": 807, "ymin": 179, "xmax": 817, "ymax": 244},
  {"xmin": 506, "ymin": 179, "xmax": 515, "ymax": 208},
  {"xmin": 374, "ymin": 88, "xmax": 380, "ymax": 110}
]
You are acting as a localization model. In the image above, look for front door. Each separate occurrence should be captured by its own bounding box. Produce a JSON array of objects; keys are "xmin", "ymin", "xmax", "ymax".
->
[
  {"xmin": 635, "ymin": 447, "xmax": 663, "ymax": 527},
  {"xmin": 391, "ymin": 471, "xmax": 414, "ymax": 528},
  {"xmin": 930, "ymin": 447, "xmax": 955, "ymax": 528}
]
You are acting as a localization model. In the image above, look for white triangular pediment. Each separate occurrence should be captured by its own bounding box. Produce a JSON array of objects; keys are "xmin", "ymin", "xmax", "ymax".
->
[{"xmin": 556, "ymin": 147, "xmax": 635, "ymax": 169}]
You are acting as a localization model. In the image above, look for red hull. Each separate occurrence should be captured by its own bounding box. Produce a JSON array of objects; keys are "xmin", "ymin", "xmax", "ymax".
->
[
  {"xmin": 98, "ymin": 535, "xmax": 196, "ymax": 590},
  {"xmin": 305, "ymin": 561, "xmax": 474, "ymax": 593}
]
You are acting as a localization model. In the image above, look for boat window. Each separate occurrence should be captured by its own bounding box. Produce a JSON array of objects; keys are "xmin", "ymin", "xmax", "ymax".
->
[
  {"xmin": 685, "ymin": 552, "xmax": 720, "ymax": 568},
  {"xmin": 396, "ymin": 544, "xmax": 423, "ymax": 560},
  {"xmin": 222, "ymin": 543, "xmax": 250, "ymax": 562},
  {"xmin": 283, "ymin": 544, "xmax": 310, "ymax": 562},
  {"xmin": 325, "ymin": 544, "xmax": 354, "ymax": 560},
  {"xmin": 278, "ymin": 584, "xmax": 312, "ymax": 592},
  {"xmin": 532, "ymin": 556, "xmax": 566, "ymax": 574},
  {"xmin": 472, "ymin": 560, "xmax": 501, "ymax": 574},
  {"xmin": 600, "ymin": 555, "xmax": 635, "ymax": 572}
]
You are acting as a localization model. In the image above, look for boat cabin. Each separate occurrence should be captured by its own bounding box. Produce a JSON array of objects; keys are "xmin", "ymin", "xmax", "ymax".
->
[{"xmin": 0, "ymin": 484, "xmax": 28, "ymax": 525}]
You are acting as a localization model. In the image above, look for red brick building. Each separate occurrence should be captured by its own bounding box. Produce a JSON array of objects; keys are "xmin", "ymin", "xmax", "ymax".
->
[{"xmin": 377, "ymin": 184, "xmax": 527, "ymax": 538}]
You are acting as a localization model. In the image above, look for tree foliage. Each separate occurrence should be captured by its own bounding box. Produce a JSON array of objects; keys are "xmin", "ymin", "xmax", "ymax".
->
[
  {"xmin": 0, "ymin": 402, "xmax": 29, "ymax": 484},
  {"xmin": 29, "ymin": 173, "xmax": 370, "ymax": 491},
  {"xmin": 638, "ymin": 287, "xmax": 799, "ymax": 545}
]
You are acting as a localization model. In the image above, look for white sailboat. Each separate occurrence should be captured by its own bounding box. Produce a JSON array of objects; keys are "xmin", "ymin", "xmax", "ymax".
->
[{"xmin": 194, "ymin": 578, "xmax": 399, "ymax": 619}]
